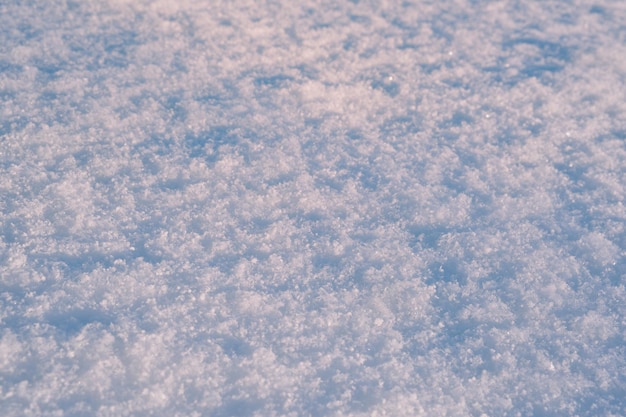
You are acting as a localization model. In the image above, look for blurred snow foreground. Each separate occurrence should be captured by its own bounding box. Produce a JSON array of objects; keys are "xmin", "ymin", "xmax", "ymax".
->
[{"xmin": 1, "ymin": 0, "xmax": 625, "ymax": 415}]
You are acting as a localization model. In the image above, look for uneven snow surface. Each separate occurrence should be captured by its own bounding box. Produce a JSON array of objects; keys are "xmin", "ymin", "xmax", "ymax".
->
[{"xmin": 1, "ymin": 1, "xmax": 626, "ymax": 416}]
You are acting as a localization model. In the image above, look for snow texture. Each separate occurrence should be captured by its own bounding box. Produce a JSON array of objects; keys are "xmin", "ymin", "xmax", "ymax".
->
[{"xmin": 1, "ymin": 0, "xmax": 626, "ymax": 416}]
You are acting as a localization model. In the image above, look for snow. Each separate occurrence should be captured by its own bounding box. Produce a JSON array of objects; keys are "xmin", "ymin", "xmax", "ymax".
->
[{"xmin": 1, "ymin": 0, "xmax": 625, "ymax": 416}]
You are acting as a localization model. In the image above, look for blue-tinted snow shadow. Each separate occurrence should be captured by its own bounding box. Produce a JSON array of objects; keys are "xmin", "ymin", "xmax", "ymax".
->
[
  {"xmin": 379, "ymin": 112, "xmax": 422, "ymax": 142},
  {"xmin": 253, "ymin": 74, "xmax": 294, "ymax": 88},
  {"xmin": 360, "ymin": 65, "xmax": 402, "ymax": 98},
  {"xmin": 575, "ymin": 385, "xmax": 626, "ymax": 416},
  {"xmin": 438, "ymin": 110, "xmax": 474, "ymax": 130},
  {"xmin": 44, "ymin": 308, "xmax": 115, "ymax": 337},
  {"xmin": 194, "ymin": 80, "xmax": 240, "ymax": 107},
  {"xmin": 212, "ymin": 398, "xmax": 264, "ymax": 417},
  {"xmin": 551, "ymin": 137, "xmax": 626, "ymax": 286},
  {"xmin": 246, "ymin": 70, "xmax": 297, "ymax": 109},
  {"xmin": 184, "ymin": 126, "xmax": 248, "ymax": 165},
  {"xmin": 484, "ymin": 36, "xmax": 574, "ymax": 85},
  {"xmin": 161, "ymin": 93, "xmax": 188, "ymax": 122},
  {"xmin": 71, "ymin": 26, "xmax": 141, "ymax": 71},
  {"xmin": 0, "ymin": 86, "xmax": 29, "ymax": 134},
  {"xmin": 308, "ymin": 369, "xmax": 382, "ymax": 414},
  {"xmin": 0, "ymin": 276, "xmax": 117, "ymax": 341},
  {"xmin": 215, "ymin": 335, "xmax": 253, "ymax": 358}
]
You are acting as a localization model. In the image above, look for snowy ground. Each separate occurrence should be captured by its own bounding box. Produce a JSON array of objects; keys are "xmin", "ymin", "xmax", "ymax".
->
[{"xmin": 1, "ymin": 0, "xmax": 625, "ymax": 416}]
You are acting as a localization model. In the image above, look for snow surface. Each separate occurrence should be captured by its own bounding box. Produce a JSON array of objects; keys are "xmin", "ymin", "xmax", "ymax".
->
[{"xmin": 1, "ymin": 0, "xmax": 625, "ymax": 416}]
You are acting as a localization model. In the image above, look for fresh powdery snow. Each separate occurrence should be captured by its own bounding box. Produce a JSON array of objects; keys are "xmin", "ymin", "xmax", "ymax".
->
[{"xmin": 1, "ymin": 0, "xmax": 626, "ymax": 416}]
